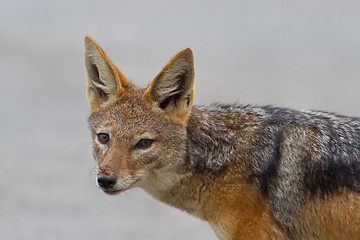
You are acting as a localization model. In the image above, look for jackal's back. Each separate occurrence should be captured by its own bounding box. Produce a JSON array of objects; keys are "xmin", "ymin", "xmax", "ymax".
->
[{"xmin": 188, "ymin": 103, "xmax": 360, "ymax": 238}]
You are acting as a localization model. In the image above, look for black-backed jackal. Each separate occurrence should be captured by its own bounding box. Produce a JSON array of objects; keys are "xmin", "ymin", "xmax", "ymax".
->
[{"xmin": 84, "ymin": 36, "xmax": 360, "ymax": 240}]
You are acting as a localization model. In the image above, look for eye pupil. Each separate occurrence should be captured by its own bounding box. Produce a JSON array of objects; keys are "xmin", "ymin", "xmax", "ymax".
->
[
  {"xmin": 135, "ymin": 139, "xmax": 154, "ymax": 149},
  {"xmin": 98, "ymin": 133, "xmax": 109, "ymax": 144},
  {"xmin": 141, "ymin": 139, "xmax": 151, "ymax": 147}
]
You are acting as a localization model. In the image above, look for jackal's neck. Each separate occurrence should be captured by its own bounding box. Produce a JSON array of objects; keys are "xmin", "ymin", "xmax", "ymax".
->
[
  {"xmin": 187, "ymin": 105, "xmax": 255, "ymax": 171},
  {"xmin": 143, "ymin": 105, "xmax": 285, "ymax": 239},
  {"xmin": 185, "ymin": 105, "xmax": 285, "ymax": 239},
  {"xmin": 144, "ymin": 104, "xmax": 257, "ymax": 216}
]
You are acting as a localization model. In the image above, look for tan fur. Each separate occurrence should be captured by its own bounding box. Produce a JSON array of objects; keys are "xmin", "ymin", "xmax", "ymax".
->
[
  {"xmin": 292, "ymin": 191, "xmax": 360, "ymax": 239},
  {"xmin": 84, "ymin": 37, "xmax": 360, "ymax": 239},
  {"xmin": 203, "ymin": 168, "xmax": 287, "ymax": 240}
]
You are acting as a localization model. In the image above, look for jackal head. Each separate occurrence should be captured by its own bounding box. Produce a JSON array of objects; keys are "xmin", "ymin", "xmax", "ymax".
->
[{"xmin": 84, "ymin": 36, "xmax": 194, "ymax": 195}]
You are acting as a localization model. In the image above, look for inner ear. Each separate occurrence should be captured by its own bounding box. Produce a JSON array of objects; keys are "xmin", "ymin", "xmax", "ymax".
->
[
  {"xmin": 88, "ymin": 62, "xmax": 108, "ymax": 101},
  {"xmin": 157, "ymin": 71, "xmax": 189, "ymax": 109}
]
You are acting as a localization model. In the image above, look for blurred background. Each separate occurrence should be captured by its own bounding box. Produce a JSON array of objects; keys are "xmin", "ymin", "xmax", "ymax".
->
[{"xmin": 1, "ymin": 0, "xmax": 360, "ymax": 239}]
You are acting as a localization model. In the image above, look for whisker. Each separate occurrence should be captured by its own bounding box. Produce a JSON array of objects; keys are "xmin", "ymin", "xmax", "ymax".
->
[{"xmin": 79, "ymin": 141, "xmax": 92, "ymax": 152}]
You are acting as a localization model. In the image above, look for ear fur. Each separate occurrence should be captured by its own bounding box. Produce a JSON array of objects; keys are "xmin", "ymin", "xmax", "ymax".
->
[
  {"xmin": 84, "ymin": 36, "xmax": 129, "ymax": 111},
  {"xmin": 144, "ymin": 48, "xmax": 195, "ymax": 126}
]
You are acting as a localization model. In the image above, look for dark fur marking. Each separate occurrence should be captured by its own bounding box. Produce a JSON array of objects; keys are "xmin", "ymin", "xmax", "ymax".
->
[
  {"xmin": 249, "ymin": 127, "xmax": 283, "ymax": 195},
  {"xmin": 304, "ymin": 126, "xmax": 360, "ymax": 196},
  {"xmin": 257, "ymin": 105, "xmax": 360, "ymax": 197}
]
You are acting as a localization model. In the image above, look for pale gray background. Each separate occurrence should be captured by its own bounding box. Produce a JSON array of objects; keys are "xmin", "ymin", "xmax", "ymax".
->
[{"xmin": 1, "ymin": 0, "xmax": 360, "ymax": 239}]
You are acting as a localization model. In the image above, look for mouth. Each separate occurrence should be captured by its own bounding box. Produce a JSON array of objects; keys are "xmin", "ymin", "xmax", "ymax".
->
[{"xmin": 102, "ymin": 189, "xmax": 123, "ymax": 195}]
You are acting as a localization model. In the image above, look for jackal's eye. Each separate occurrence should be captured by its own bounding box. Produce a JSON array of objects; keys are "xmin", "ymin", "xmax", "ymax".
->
[
  {"xmin": 134, "ymin": 138, "xmax": 154, "ymax": 150},
  {"xmin": 97, "ymin": 133, "xmax": 110, "ymax": 144}
]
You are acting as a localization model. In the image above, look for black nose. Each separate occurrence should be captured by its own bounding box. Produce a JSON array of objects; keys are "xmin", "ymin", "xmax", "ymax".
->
[{"xmin": 97, "ymin": 175, "xmax": 117, "ymax": 189}]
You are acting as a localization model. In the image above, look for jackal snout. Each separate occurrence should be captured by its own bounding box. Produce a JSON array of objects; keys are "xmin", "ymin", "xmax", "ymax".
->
[{"xmin": 97, "ymin": 175, "xmax": 117, "ymax": 190}]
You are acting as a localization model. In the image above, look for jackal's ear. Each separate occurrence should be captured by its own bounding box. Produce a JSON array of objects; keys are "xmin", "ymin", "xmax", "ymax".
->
[
  {"xmin": 84, "ymin": 36, "xmax": 129, "ymax": 111},
  {"xmin": 144, "ymin": 48, "xmax": 194, "ymax": 126}
]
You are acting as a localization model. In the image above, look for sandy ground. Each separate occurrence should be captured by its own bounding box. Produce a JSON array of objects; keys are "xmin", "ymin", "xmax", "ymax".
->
[{"xmin": 1, "ymin": 1, "xmax": 360, "ymax": 239}]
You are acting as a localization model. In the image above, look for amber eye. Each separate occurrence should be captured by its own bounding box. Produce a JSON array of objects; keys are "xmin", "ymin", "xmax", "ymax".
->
[
  {"xmin": 97, "ymin": 133, "xmax": 110, "ymax": 144},
  {"xmin": 134, "ymin": 138, "xmax": 154, "ymax": 149}
]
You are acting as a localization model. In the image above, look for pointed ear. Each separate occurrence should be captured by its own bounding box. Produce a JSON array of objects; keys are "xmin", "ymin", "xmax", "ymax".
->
[
  {"xmin": 84, "ymin": 36, "xmax": 129, "ymax": 111},
  {"xmin": 144, "ymin": 48, "xmax": 195, "ymax": 126}
]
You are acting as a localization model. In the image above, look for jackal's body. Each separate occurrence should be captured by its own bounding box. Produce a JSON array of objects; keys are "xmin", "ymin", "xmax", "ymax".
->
[{"xmin": 85, "ymin": 36, "xmax": 360, "ymax": 239}]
